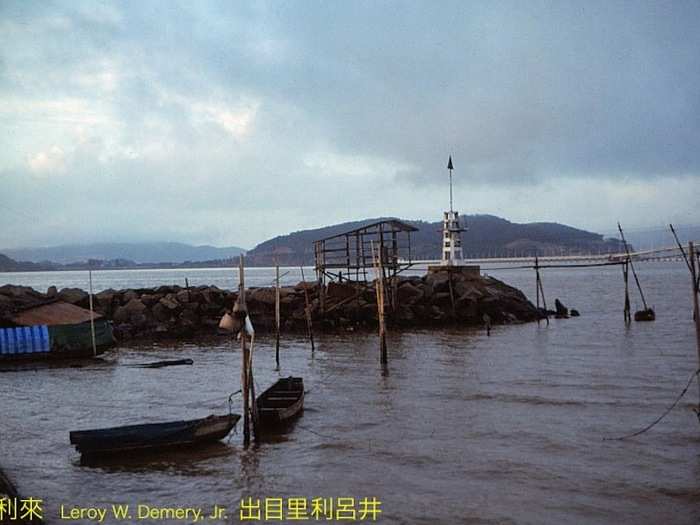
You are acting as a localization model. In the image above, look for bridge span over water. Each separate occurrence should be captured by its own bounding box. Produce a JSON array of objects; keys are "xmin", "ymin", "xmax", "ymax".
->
[{"xmin": 405, "ymin": 242, "xmax": 699, "ymax": 267}]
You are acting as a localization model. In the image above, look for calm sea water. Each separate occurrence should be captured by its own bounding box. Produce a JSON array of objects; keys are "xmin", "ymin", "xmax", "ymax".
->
[{"xmin": 1, "ymin": 263, "xmax": 699, "ymax": 524}]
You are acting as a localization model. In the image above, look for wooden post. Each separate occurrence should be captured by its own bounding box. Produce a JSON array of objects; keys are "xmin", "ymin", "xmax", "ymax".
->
[
  {"xmin": 535, "ymin": 256, "xmax": 540, "ymax": 325},
  {"xmin": 618, "ymin": 222, "xmax": 650, "ymax": 311},
  {"xmin": 319, "ymin": 272, "xmax": 326, "ymax": 316},
  {"xmin": 447, "ymin": 270, "xmax": 456, "ymax": 318},
  {"xmin": 535, "ymin": 256, "xmax": 548, "ymax": 326},
  {"xmin": 88, "ymin": 269, "xmax": 97, "ymax": 357},
  {"xmin": 300, "ymin": 266, "xmax": 315, "ymax": 353},
  {"xmin": 372, "ymin": 242, "xmax": 388, "ymax": 366},
  {"xmin": 238, "ymin": 256, "xmax": 250, "ymax": 447},
  {"xmin": 623, "ymin": 259, "xmax": 631, "ymax": 324},
  {"xmin": 275, "ymin": 265, "xmax": 281, "ymax": 370},
  {"xmin": 689, "ymin": 242, "xmax": 700, "ymax": 410}
]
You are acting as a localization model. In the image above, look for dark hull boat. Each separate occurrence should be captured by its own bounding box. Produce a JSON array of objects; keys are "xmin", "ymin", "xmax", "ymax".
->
[
  {"xmin": 69, "ymin": 414, "xmax": 240, "ymax": 457},
  {"xmin": 255, "ymin": 377, "xmax": 304, "ymax": 434}
]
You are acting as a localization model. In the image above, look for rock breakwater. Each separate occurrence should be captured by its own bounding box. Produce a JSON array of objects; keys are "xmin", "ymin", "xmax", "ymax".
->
[{"xmin": 0, "ymin": 271, "xmax": 541, "ymax": 341}]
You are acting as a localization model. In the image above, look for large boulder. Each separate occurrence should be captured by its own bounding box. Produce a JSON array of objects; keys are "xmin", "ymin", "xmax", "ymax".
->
[
  {"xmin": 113, "ymin": 305, "xmax": 129, "ymax": 324},
  {"xmin": 140, "ymin": 293, "xmax": 159, "ymax": 307},
  {"xmin": 122, "ymin": 290, "xmax": 139, "ymax": 303},
  {"xmin": 160, "ymin": 294, "xmax": 180, "ymax": 311},
  {"xmin": 424, "ymin": 271, "xmax": 451, "ymax": 293},
  {"xmin": 327, "ymin": 282, "xmax": 357, "ymax": 302},
  {"xmin": 151, "ymin": 302, "xmax": 172, "ymax": 322},
  {"xmin": 57, "ymin": 288, "xmax": 88, "ymax": 306},
  {"xmin": 249, "ymin": 287, "xmax": 276, "ymax": 306},
  {"xmin": 397, "ymin": 282, "xmax": 423, "ymax": 304},
  {"xmin": 124, "ymin": 298, "xmax": 146, "ymax": 313}
]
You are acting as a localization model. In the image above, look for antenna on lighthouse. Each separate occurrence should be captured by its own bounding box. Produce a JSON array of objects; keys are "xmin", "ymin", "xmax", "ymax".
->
[{"xmin": 447, "ymin": 155, "xmax": 454, "ymax": 212}]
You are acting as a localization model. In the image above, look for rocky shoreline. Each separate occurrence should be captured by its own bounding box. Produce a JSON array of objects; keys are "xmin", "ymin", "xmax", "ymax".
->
[{"xmin": 0, "ymin": 271, "xmax": 543, "ymax": 341}]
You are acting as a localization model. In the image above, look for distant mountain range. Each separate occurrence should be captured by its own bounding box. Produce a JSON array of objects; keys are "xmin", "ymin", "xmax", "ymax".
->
[
  {"xmin": 1, "ymin": 242, "xmax": 246, "ymax": 265},
  {"xmin": 601, "ymin": 224, "xmax": 700, "ymax": 252},
  {"xmin": 0, "ymin": 215, "xmax": 628, "ymax": 272},
  {"xmin": 245, "ymin": 214, "xmax": 626, "ymax": 266}
]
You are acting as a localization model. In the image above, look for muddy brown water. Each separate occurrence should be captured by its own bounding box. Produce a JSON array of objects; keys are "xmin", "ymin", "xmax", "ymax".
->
[{"xmin": 1, "ymin": 263, "xmax": 699, "ymax": 524}]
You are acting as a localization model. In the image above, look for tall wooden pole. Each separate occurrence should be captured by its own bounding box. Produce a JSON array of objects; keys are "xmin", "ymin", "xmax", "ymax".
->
[
  {"xmin": 88, "ymin": 269, "xmax": 97, "ymax": 357},
  {"xmin": 623, "ymin": 260, "xmax": 631, "ymax": 324},
  {"xmin": 689, "ymin": 242, "xmax": 700, "ymax": 410},
  {"xmin": 535, "ymin": 256, "xmax": 549, "ymax": 326},
  {"xmin": 618, "ymin": 222, "xmax": 649, "ymax": 310},
  {"xmin": 239, "ymin": 256, "xmax": 250, "ymax": 447},
  {"xmin": 300, "ymin": 266, "xmax": 315, "ymax": 353},
  {"xmin": 372, "ymin": 242, "xmax": 388, "ymax": 366},
  {"xmin": 535, "ymin": 256, "xmax": 541, "ymax": 325},
  {"xmin": 275, "ymin": 264, "xmax": 281, "ymax": 370}
]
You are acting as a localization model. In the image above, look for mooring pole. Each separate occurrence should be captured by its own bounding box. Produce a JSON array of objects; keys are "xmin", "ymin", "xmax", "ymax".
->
[
  {"xmin": 535, "ymin": 256, "xmax": 541, "ymax": 325},
  {"xmin": 618, "ymin": 222, "xmax": 649, "ymax": 311},
  {"xmin": 88, "ymin": 269, "xmax": 97, "ymax": 357},
  {"xmin": 372, "ymin": 242, "xmax": 388, "ymax": 366},
  {"xmin": 689, "ymin": 242, "xmax": 700, "ymax": 410},
  {"xmin": 239, "ymin": 256, "xmax": 250, "ymax": 447},
  {"xmin": 300, "ymin": 266, "xmax": 315, "ymax": 353},
  {"xmin": 275, "ymin": 264, "xmax": 281, "ymax": 370},
  {"xmin": 535, "ymin": 256, "xmax": 549, "ymax": 326},
  {"xmin": 623, "ymin": 260, "xmax": 631, "ymax": 324}
]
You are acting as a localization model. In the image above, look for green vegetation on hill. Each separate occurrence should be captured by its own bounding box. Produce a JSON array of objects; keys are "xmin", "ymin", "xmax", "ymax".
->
[{"xmin": 246, "ymin": 215, "xmax": 625, "ymax": 266}]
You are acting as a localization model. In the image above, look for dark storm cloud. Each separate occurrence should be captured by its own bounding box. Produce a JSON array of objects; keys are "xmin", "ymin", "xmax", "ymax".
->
[{"xmin": 1, "ymin": 1, "xmax": 699, "ymax": 248}]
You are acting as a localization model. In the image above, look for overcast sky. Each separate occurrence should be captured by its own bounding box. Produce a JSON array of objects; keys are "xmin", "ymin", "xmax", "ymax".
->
[{"xmin": 1, "ymin": 1, "xmax": 699, "ymax": 249}]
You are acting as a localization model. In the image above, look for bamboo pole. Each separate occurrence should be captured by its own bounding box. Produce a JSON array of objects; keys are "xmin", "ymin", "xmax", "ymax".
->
[
  {"xmin": 238, "ymin": 256, "xmax": 250, "ymax": 447},
  {"xmin": 535, "ymin": 256, "xmax": 540, "ymax": 325},
  {"xmin": 372, "ymin": 242, "xmax": 388, "ymax": 365},
  {"xmin": 623, "ymin": 260, "xmax": 631, "ymax": 324},
  {"xmin": 618, "ymin": 222, "xmax": 649, "ymax": 310},
  {"xmin": 300, "ymin": 266, "xmax": 315, "ymax": 353},
  {"xmin": 447, "ymin": 270, "xmax": 456, "ymax": 317},
  {"xmin": 535, "ymin": 256, "xmax": 549, "ymax": 326},
  {"xmin": 689, "ymin": 242, "xmax": 700, "ymax": 410},
  {"xmin": 88, "ymin": 269, "xmax": 97, "ymax": 357},
  {"xmin": 275, "ymin": 264, "xmax": 281, "ymax": 370}
]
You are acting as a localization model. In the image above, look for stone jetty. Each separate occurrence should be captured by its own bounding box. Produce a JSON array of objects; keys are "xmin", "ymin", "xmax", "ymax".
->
[{"xmin": 0, "ymin": 271, "xmax": 541, "ymax": 341}]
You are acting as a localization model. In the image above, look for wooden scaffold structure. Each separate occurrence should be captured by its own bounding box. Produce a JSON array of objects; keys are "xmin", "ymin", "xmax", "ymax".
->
[{"xmin": 313, "ymin": 219, "xmax": 418, "ymax": 314}]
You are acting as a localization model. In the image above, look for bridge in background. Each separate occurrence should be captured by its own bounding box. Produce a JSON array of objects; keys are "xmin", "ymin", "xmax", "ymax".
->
[{"xmin": 404, "ymin": 242, "xmax": 700, "ymax": 267}]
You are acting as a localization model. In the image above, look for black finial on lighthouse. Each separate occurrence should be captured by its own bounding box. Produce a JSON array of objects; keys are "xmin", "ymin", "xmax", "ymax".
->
[{"xmin": 447, "ymin": 155, "xmax": 453, "ymax": 170}]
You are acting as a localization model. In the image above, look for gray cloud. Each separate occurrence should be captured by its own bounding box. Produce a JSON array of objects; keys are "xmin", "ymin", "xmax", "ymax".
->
[{"xmin": 1, "ymin": 0, "xmax": 699, "ymax": 249}]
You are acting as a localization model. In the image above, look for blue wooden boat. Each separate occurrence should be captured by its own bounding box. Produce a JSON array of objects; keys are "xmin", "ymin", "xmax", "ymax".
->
[{"xmin": 69, "ymin": 414, "xmax": 240, "ymax": 457}]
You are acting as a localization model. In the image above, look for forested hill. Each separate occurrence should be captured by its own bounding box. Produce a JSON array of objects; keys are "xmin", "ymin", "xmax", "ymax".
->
[{"xmin": 245, "ymin": 215, "xmax": 625, "ymax": 266}]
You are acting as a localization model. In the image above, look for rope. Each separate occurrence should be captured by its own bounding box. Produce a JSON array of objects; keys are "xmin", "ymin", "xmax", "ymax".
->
[
  {"xmin": 483, "ymin": 261, "xmax": 625, "ymax": 271},
  {"xmin": 295, "ymin": 423, "xmax": 340, "ymax": 441},
  {"xmin": 603, "ymin": 369, "xmax": 700, "ymax": 441},
  {"xmin": 228, "ymin": 389, "xmax": 242, "ymax": 415}
]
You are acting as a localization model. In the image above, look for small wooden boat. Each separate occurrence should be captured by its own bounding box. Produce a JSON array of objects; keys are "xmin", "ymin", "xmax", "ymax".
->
[
  {"xmin": 69, "ymin": 414, "xmax": 240, "ymax": 457},
  {"xmin": 255, "ymin": 377, "xmax": 304, "ymax": 433}
]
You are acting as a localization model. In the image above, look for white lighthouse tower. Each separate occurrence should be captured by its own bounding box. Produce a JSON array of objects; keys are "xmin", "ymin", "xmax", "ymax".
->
[
  {"xmin": 429, "ymin": 155, "xmax": 480, "ymax": 277},
  {"xmin": 442, "ymin": 156, "xmax": 467, "ymax": 266}
]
